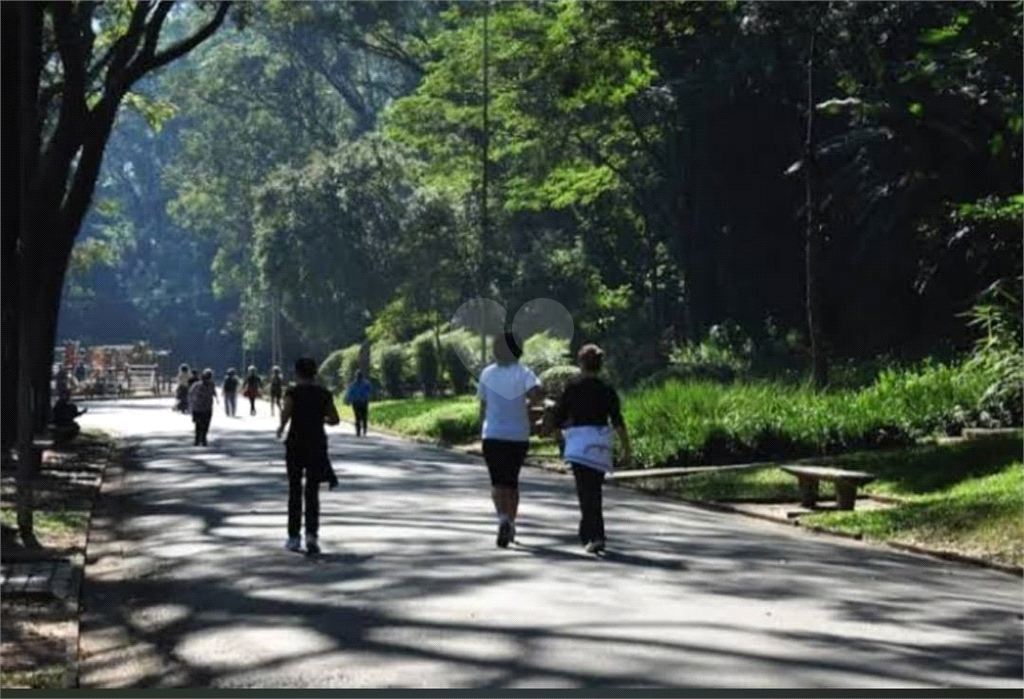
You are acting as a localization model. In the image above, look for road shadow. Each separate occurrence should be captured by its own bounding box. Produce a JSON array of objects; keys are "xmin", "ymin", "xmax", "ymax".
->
[{"xmin": 76, "ymin": 402, "xmax": 1024, "ymax": 689}]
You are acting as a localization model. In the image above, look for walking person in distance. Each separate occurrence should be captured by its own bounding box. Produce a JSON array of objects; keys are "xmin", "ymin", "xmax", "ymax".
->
[
  {"xmin": 269, "ymin": 366, "xmax": 285, "ymax": 416},
  {"xmin": 344, "ymin": 370, "xmax": 373, "ymax": 437},
  {"xmin": 243, "ymin": 365, "xmax": 262, "ymax": 416},
  {"xmin": 188, "ymin": 368, "xmax": 219, "ymax": 447},
  {"xmin": 478, "ymin": 331, "xmax": 543, "ymax": 548},
  {"xmin": 276, "ymin": 357, "xmax": 341, "ymax": 555},
  {"xmin": 222, "ymin": 368, "xmax": 239, "ymax": 417}
]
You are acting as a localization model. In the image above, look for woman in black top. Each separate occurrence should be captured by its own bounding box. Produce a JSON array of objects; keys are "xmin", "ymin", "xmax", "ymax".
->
[
  {"xmin": 269, "ymin": 366, "xmax": 284, "ymax": 416},
  {"xmin": 549, "ymin": 344, "xmax": 632, "ymax": 554},
  {"xmin": 276, "ymin": 357, "xmax": 340, "ymax": 555}
]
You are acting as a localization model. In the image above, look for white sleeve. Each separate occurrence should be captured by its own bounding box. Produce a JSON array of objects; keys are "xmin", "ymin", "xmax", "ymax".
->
[{"xmin": 523, "ymin": 366, "xmax": 540, "ymax": 392}]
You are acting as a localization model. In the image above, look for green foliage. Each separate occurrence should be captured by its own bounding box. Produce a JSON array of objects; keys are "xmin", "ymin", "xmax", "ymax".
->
[
  {"xmin": 338, "ymin": 395, "xmax": 480, "ymax": 443},
  {"xmin": 538, "ymin": 365, "xmax": 581, "ymax": 401},
  {"xmin": 442, "ymin": 341, "xmax": 473, "ymax": 395},
  {"xmin": 322, "ymin": 343, "xmax": 363, "ymax": 390},
  {"xmin": 624, "ymin": 359, "xmax": 1000, "ymax": 468},
  {"xmin": 380, "ymin": 346, "xmax": 408, "ymax": 398},
  {"xmin": 808, "ymin": 460, "xmax": 1023, "ymax": 566},
  {"xmin": 414, "ymin": 336, "xmax": 440, "ymax": 397},
  {"xmin": 520, "ymin": 332, "xmax": 570, "ymax": 376},
  {"xmin": 318, "ymin": 349, "xmax": 348, "ymax": 392}
]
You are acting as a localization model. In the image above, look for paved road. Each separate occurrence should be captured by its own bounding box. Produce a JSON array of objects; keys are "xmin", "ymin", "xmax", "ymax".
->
[{"xmin": 77, "ymin": 398, "xmax": 1022, "ymax": 689}]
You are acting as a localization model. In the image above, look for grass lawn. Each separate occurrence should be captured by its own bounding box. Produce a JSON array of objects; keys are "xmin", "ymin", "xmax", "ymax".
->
[{"xmin": 642, "ymin": 433, "xmax": 1023, "ymax": 566}]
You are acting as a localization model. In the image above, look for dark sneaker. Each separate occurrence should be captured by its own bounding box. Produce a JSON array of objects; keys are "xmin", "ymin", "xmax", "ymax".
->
[
  {"xmin": 285, "ymin": 537, "xmax": 301, "ymax": 552},
  {"xmin": 496, "ymin": 520, "xmax": 512, "ymax": 548},
  {"xmin": 305, "ymin": 535, "xmax": 320, "ymax": 556}
]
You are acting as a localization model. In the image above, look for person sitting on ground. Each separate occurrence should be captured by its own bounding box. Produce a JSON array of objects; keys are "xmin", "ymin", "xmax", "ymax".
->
[
  {"xmin": 277, "ymin": 357, "xmax": 341, "ymax": 555},
  {"xmin": 243, "ymin": 365, "xmax": 262, "ymax": 416},
  {"xmin": 343, "ymin": 370, "xmax": 373, "ymax": 436},
  {"xmin": 188, "ymin": 368, "xmax": 218, "ymax": 447},
  {"xmin": 548, "ymin": 343, "xmax": 632, "ymax": 555},
  {"xmin": 52, "ymin": 396, "xmax": 87, "ymax": 445},
  {"xmin": 269, "ymin": 366, "xmax": 284, "ymax": 417}
]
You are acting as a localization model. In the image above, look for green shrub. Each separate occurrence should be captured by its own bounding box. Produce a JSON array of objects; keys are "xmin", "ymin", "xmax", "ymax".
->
[
  {"xmin": 539, "ymin": 365, "xmax": 581, "ymax": 401},
  {"xmin": 415, "ymin": 337, "xmax": 440, "ymax": 397},
  {"xmin": 343, "ymin": 350, "xmax": 362, "ymax": 385},
  {"xmin": 318, "ymin": 349, "xmax": 347, "ymax": 392},
  {"xmin": 442, "ymin": 341, "xmax": 473, "ymax": 394},
  {"xmin": 521, "ymin": 332, "xmax": 570, "ymax": 376},
  {"xmin": 623, "ymin": 358, "xmax": 998, "ymax": 469},
  {"xmin": 381, "ymin": 347, "xmax": 407, "ymax": 398}
]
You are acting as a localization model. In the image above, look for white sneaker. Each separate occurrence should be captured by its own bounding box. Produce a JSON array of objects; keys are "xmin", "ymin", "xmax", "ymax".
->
[
  {"xmin": 285, "ymin": 537, "xmax": 301, "ymax": 552},
  {"xmin": 585, "ymin": 538, "xmax": 606, "ymax": 554}
]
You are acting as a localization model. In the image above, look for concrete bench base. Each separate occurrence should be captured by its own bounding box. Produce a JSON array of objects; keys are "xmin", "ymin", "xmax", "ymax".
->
[{"xmin": 782, "ymin": 466, "xmax": 876, "ymax": 510}]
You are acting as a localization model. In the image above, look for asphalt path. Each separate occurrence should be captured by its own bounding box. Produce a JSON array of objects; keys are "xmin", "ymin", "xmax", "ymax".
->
[{"xmin": 76, "ymin": 398, "xmax": 1023, "ymax": 689}]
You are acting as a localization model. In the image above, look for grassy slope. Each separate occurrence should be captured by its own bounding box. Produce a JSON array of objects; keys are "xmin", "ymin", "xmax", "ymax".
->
[{"xmin": 649, "ymin": 434, "xmax": 1023, "ymax": 565}]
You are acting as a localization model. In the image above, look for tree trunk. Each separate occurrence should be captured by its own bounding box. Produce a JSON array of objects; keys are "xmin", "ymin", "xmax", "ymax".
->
[{"xmin": 804, "ymin": 30, "xmax": 828, "ymax": 390}]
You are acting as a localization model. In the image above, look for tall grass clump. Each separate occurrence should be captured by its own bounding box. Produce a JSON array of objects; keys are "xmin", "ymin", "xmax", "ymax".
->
[{"xmin": 624, "ymin": 357, "xmax": 1001, "ymax": 469}]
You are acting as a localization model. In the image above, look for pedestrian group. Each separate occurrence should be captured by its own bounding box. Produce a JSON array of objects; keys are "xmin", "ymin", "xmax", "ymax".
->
[{"xmin": 167, "ymin": 332, "xmax": 631, "ymax": 558}]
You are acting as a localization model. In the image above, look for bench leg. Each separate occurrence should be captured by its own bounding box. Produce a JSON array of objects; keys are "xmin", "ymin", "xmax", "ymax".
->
[
  {"xmin": 835, "ymin": 482, "xmax": 858, "ymax": 510},
  {"xmin": 797, "ymin": 476, "xmax": 819, "ymax": 508}
]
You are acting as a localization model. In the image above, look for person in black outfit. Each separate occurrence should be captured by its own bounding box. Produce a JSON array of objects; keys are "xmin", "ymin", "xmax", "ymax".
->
[
  {"xmin": 222, "ymin": 368, "xmax": 239, "ymax": 417},
  {"xmin": 52, "ymin": 397, "xmax": 87, "ymax": 445},
  {"xmin": 269, "ymin": 366, "xmax": 284, "ymax": 416},
  {"xmin": 276, "ymin": 357, "xmax": 340, "ymax": 555},
  {"xmin": 244, "ymin": 365, "xmax": 262, "ymax": 416},
  {"xmin": 548, "ymin": 344, "xmax": 632, "ymax": 554}
]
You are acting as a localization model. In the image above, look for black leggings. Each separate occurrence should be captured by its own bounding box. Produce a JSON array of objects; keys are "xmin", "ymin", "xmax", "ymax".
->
[
  {"xmin": 287, "ymin": 459, "xmax": 320, "ymax": 538},
  {"xmin": 193, "ymin": 411, "xmax": 212, "ymax": 445},
  {"xmin": 352, "ymin": 401, "xmax": 369, "ymax": 435},
  {"xmin": 571, "ymin": 464, "xmax": 605, "ymax": 544}
]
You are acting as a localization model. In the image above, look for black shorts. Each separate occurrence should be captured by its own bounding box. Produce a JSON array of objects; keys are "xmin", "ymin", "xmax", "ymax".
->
[{"xmin": 482, "ymin": 439, "xmax": 528, "ymax": 488}]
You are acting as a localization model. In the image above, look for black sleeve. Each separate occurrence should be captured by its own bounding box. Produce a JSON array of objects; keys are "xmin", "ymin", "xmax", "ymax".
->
[
  {"xmin": 552, "ymin": 382, "xmax": 573, "ymax": 427},
  {"xmin": 607, "ymin": 384, "xmax": 624, "ymax": 428}
]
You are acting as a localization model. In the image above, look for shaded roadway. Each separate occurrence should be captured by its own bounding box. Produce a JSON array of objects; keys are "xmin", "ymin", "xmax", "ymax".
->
[{"xmin": 75, "ymin": 398, "xmax": 1023, "ymax": 688}]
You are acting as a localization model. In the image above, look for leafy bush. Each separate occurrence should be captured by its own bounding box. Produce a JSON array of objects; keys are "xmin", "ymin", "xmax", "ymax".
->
[
  {"xmin": 521, "ymin": 332, "xmax": 570, "ymax": 376},
  {"xmin": 539, "ymin": 365, "xmax": 581, "ymax": 401},
  {"xmin": 665, "ymin": 320, "xmax": 753, "ymax": 384},
  {"xmin": 415, "ymin": 337, "xmax": 440, "ymax": 397},
  {"xmin": 624, "ymin": 358, "xmax": 999, "ymax": 468},
  {"xmin": 441, "ymin": 339, "xmax": 474, "ymax": 395},
  {"xmin": 380, "ymin": 347, "xmax": 408, "ymax": 398},
  {"xmin": 318, "ymin": 349, "xmax": 348, "ymax": 392},
  {"xmin": 343, "ymin": 349, "xmax": 362, "ymax": 385}
]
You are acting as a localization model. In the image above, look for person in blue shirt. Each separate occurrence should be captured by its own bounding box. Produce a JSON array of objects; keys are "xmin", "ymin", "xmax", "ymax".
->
[{"xmin": 344, "ymin": 370, "xmax": 373, "ymax": 436}]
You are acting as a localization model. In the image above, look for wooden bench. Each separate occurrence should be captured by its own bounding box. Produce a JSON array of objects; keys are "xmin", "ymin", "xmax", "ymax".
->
[{"xmin": 780, "ymin": 465, "xmax": 875, "ymax": 510}]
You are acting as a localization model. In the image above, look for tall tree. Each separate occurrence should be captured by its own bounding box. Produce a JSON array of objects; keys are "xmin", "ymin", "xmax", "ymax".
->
[{"xmin": 7, "ymin": 1, "xmax": 230, "ymax": 545}]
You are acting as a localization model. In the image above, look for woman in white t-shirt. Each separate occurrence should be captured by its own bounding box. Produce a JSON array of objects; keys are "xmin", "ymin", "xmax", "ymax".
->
[{"xmin": 477, "ymin": 331, "xmax": 543, "ymax": 548}]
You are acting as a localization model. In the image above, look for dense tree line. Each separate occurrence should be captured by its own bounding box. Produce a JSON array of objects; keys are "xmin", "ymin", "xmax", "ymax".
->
[{"xmin": 57, "ymin": 1, "xmax": 1021, "ymax": 387}]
